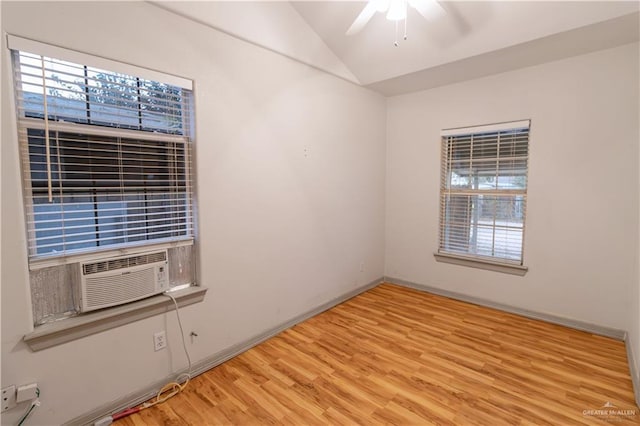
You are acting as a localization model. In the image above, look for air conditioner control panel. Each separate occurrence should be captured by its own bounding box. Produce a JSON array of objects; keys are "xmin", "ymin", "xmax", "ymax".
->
[{"xmin": 157, "ymin": 263, "xmax": 169, "ymax": 291}]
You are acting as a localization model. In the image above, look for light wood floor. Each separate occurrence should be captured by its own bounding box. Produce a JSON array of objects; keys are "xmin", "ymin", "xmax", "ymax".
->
[{"xmin": 117, "ymin": 283, "xmax": 639, "ymax": 425}]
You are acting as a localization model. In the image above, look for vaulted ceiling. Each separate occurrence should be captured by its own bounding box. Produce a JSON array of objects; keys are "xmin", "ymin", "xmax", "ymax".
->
[{"xmin": 150, "ymin": 1, "xmax": 639, "ymax": 96}]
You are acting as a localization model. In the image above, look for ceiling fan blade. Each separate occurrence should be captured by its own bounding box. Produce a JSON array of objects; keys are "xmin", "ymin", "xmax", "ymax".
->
[
  {"xmin": 346, "ymin": 1, "xmax": 379, "ymax": 36},
  {"xmin": 373, "ymin": 0, "xmax": 390, "ymax": 13},
  {"xmin": 408, "ymin": 0, "xmax": 446, "ymax": 20}
]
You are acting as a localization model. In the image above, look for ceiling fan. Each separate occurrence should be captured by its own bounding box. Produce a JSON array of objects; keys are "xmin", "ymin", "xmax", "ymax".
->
[{"xmin": 346, "ymin": 0, "xmax": 446, "ymax": 46}]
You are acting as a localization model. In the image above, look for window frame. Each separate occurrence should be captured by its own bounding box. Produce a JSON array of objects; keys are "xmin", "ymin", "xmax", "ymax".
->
[
  {"xmin": 435, "ymin": 120, "xmax": 530, "ymax": 275},
  {"xmin": 6, "ymin": 36, "xmax": 204, "ymax": 337},
  {"xmin": 9, "ymin": 36, "xmax": 196, "ymax": 269}
]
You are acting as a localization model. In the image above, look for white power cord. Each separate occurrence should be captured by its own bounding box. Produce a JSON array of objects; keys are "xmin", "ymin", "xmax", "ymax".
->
[
  {"xmin": 94, "ymin": 293, "xmax": 195, "ymax": 425},
  {"xmin": 163, "ymin": 292, "xmax": 192, "ymax": 383},
  {"xmin": 16, "ymin": 389, "xmax": 40, "ymax": 426},
  {"xmin": 138, "ymin": 293, "xmax": 193, "ymax": 410}
]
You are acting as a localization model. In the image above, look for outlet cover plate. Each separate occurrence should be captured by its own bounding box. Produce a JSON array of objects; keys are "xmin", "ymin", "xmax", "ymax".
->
[
  {"xmin": 153, "ymin": 330, "xmax": 167, "ymax": 351},
  {"xmin": 2, "ymin": 385, "xmax": 16, "ymax": 412}
]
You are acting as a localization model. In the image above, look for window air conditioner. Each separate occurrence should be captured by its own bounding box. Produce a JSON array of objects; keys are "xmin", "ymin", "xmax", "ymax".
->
[{"xmin": 79, "ymin": 250, "xmax": 169, "ymax": 312}]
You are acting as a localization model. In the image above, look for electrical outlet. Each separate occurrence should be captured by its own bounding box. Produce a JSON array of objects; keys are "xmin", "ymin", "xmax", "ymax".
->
[
  {"xmin": 359, "ymin": 261, "xmax": 364, "ymax": 272},
  {"xmin": 1, "ymin": 385, "xmax": 16, "ymax": 413},
  {"xmin": 153, "ymin": 331, "xmax": 167, "ymax": 351}
]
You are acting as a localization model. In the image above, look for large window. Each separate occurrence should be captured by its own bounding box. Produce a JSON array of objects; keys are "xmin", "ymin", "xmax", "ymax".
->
[
  {"xmin": 438, "ymin": 120, "xmax": 530, "ymax": 266},
  {"xmin": 11, "ymin": 40, "xmax": 194, "ymax": 263}
]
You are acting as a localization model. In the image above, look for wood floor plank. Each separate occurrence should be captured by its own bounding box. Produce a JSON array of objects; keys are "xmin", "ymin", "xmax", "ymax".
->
[{"xmin": 115, "ymin": 283, "xmax": 639, "ymax": 425}]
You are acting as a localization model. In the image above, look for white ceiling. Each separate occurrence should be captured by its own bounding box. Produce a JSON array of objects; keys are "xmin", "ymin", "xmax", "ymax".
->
[
  {"xmin": 150, "ymin": 1, "xmax": 360, "ymax": 82},
  {"xmin": 151, "ymin": 1, "xmax": 640, "ymax": 96}
]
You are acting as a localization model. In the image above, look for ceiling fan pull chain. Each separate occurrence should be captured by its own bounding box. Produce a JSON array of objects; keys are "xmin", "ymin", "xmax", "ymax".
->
[
  {"xmin": 404, "ymin": 14, "xmax": 408, "ymax": 40},
  {"xmin": 394, "ymin": 20, "xmax": 399, "ymax": 46}
]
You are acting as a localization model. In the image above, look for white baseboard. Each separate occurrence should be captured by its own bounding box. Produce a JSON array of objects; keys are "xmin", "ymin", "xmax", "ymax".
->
[
  {"xmin": 625, "ymin": 334, "xmax": 640, "ymax": 408},
  {"xmin": 65, "ymin": 277, "xmax": 383, "ymax": 426},
  {"xmin": 385, "ymin": 276, "xmax": 626, "ymax": 340}
]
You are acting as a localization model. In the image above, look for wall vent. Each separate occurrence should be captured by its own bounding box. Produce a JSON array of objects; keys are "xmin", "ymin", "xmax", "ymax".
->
[{"xmin": 83, "ymin": 251, "xmax": 167, "ymax": 275}]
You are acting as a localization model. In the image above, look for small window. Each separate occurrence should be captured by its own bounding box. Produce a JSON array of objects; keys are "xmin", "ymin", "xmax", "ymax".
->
[
  {"xmin": 438, "ymin": 120, "xmax": 530, "ymax": 266},
  {"xmin": 12, "ymin": 49, "xmax": 194, "ymax": 262}
]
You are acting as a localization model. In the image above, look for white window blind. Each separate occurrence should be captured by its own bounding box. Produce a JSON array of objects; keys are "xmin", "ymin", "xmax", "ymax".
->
[
  {"xmin": 438, "ymin": 121, "xmax": 530, "ymax": 265},
  {"xmin": 7, "ymin": 35, "xmax": 193, "ymax": 90},
  {"xmin": 11, "ymin": 47, "xmax": 195, "ymax": 261}
]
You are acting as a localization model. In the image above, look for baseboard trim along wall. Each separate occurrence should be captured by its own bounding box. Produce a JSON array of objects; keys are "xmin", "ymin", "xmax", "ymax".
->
[
  {"xmin": 386, "ymin": 276, "xmax": 640, "ymax": 408},
  {"xmin": 625, "ymin": 335, "xmax": 640, "ymax": 408},
  {"xmin": 66, "ymin": 277, "xmax": 383, "ymax": 426},
  {"xmin": 385, "ymin": 276, "xmax": 627, "ymax": 340}
]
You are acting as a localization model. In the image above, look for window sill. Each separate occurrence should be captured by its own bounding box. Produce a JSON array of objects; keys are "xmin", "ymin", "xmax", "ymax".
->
[
  {"xmin": 23, "ymin": 286, "xmax": 208, "ymax": 351},
  {"xmin": 434, "ymin": 252, "xmax": 528, "ymax": 276}
]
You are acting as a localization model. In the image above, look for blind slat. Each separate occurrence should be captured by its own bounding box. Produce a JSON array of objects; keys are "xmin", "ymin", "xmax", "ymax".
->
[
  {"xmin": 19, "ymin": 118, "xmax": 189, "ymax": 144},
  {"xmin": 32, "ymin": 227, "xmax": 194, "ymax": 250},
  {"xmin": 441, "ymin": 120, "xmax": 531, "ymax": 136}
]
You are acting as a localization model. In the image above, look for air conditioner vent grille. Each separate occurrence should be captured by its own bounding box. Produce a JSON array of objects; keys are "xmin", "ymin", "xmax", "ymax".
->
[
  {"xmin": 83, "ymin": 251, "xmax": 167, "ymax": 275},
  {"xmin": 84, "ymin": 268, "xmax": 156, "ymax": 309}
]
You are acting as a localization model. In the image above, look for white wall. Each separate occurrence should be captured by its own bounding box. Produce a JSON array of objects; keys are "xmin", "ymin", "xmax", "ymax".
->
[
  {"xmin": 386, "ymin": 43, "xmax": 639, "ymax": 333},
  {"xmin": 0, "ymin": 2, "xmax": 386, "ymax": 424}
]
